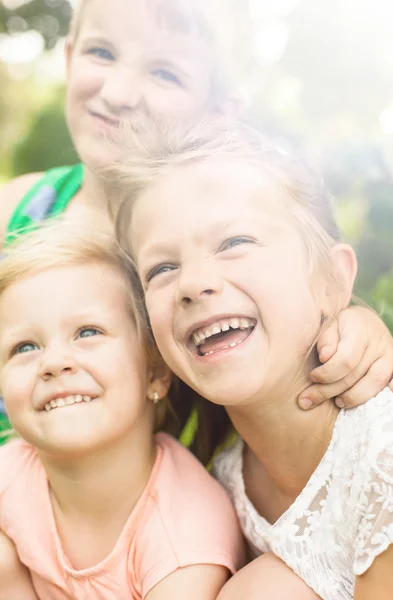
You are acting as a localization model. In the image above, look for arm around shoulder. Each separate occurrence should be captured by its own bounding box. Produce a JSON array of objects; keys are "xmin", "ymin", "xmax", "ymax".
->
[
  {"xmin": 0, "ymin": 529, "xmax": 39, "ymax": 599},
  {"xmin": 145, "ymin": 564, "xmax": 229, "ymax": 600},
  {"xmin": 0, "ymin": 173, "xmax": 42, "ymax": 241}
]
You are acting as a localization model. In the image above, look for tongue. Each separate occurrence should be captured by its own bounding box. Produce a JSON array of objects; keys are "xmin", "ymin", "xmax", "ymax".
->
[{"xmin": 199, "ymin": 328, "xmax": 251, "ymax": 355}]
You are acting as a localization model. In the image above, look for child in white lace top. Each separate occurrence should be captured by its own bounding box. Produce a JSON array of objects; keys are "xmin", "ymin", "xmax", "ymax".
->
[{"xmin": 120, "ymin": 119, "xmax": 393, "ymax": 600}]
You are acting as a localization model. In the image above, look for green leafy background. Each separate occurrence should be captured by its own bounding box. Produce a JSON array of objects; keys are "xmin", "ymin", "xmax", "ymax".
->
[{"xmin": 1, "ymin": 0, "xmax": 392, "ymax": 329}]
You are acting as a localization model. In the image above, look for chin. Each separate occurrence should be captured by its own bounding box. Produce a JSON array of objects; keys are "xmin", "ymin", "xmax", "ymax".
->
[
  {"xmin": 196, "ymin": 381, "xmax": 263, "ymax": 408},
  {"xmin": 33, "ymin": 419, "xmax": 109, "ymax": 457},
  {"xmin": 81, "ymin": 145, "xmax": 119, "ymax": 172}
]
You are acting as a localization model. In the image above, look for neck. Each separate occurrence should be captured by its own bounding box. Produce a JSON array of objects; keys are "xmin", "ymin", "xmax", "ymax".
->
[
  {"xmin": 227, "ymin": 374, "xmax": 339, "ymax": 500},
  {"xmin": 80, "ymin": 167, "xmax": 123, "ymax": 219},
  {"xmin": 40, "ymin": 426, "xmax": 156, "ymax": 526}
]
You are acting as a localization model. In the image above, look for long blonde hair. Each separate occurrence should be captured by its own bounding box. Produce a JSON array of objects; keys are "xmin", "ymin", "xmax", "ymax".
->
[
  {"xmin": 0, "ymin": 217, "xmax": 180, "ymax": 434},
  {"xmin": 111, "ymin": 118, "xmax": 341, "ymax": 278},
  {"xmin": 107, "ymin": 118, "xmax": 351, "ymax": 461}
]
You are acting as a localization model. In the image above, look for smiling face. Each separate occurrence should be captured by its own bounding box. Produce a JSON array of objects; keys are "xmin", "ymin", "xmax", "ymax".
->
[
  {"xmin": 0, "ymin": 261, "xmax": 158, "ymax": 456},
  {"xmin": 65, "ymin": 0, "xmax": 221, "ymax": 168},
  {"xmin": 131, "ymin": 160, "xmax": 331, "ymax": 407}
]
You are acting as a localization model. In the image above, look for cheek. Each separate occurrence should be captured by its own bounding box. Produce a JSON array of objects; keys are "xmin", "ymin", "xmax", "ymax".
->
[
  {"xmin": 67, "ymin": 64, "xmax": 103, "ymax": 106},
  {"xmin": 113, "ymin": 337, "xmax": 149, "ymax": 378},
  {"xmin": 232, "ymin": 254, "xmax": 319, "ymax": 334},
  {"xmin": 266, "ymin": 283, "xmax": 321, "ymax": 358},
  {"xmin": 145, "ymin": 84, "xmax": 206, "ymax": 118},
  {"xmin": 145, "ymin": 294, "xmax": 172, "ymax": 351},
  {"xmin": 2, "ymin": 368, "xmax": 34, "ymax": 416}
]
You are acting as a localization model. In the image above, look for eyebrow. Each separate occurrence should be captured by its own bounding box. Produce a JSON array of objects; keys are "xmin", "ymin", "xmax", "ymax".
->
[
  {"xmin": 0, "ymin": 328, "xmax": 37, "ymax": 355},
  {"xmin": 0, "ymin": 310, "xmax": 109, "ymax": 341},
  {"xmin": 138, "ymin": 218, "xmax": 260, "ymax": 259},
  {"xmin": 79, "ymin": 35, "xmax": 115, "ymax": 48}
]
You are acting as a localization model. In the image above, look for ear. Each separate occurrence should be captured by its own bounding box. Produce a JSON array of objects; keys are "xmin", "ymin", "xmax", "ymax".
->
[
  {"xmin": 64, "ymin": 37, "xmax": 73, "ymax": 79},
  {"xmin": 325, "ymin": 243, "xmax": 358, "ymax": 311},
  {"xmin": 147, "ymin": 364, "xmax": 172, "ymax": 402}
]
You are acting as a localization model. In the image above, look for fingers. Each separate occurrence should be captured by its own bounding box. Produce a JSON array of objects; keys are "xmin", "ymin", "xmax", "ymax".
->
[
  {"xmin": 299, "ymin": 355, "xmax": 393, "ymax": 410},
  {"xmin": 299, "ymin": 374, "xmax": 362, "ymax": 411},
  {"xmin": 299, "ymin": 306, "xmax": 393, "ymax": 410},
  {"xmin": 334, "ymin": 356, "xmax": 393, "ymax": 407},
  {"xmin": 317, "ymin": 319, "xmax": 339, "ymax": 364},
  {"xmin": 310, "ymin": 336, "xmax": 366, "ymax": 384}
]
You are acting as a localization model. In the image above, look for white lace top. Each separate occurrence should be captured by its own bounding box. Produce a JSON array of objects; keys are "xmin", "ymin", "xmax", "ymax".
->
[{"xmin": 213, "ymin": 387, "xmax": 393, "ymax": 600}]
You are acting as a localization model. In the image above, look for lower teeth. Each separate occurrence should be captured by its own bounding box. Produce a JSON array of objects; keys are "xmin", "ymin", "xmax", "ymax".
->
[{"xmin": 203, "ymin": 341, "xmax": 241, "ymax": 356}]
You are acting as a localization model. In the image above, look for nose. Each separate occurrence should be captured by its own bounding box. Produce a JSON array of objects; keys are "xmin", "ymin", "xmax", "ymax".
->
[
  {"xmin": 39, "ymin": 344, "xmax": 78, "ymax": 381},
  {"xmin": 175, "ymin": 261, "xmax": 224, "ymax": 307},
  {"xmin": 100, "ymin": 67, "xmax": 144, "ymax": 115}
]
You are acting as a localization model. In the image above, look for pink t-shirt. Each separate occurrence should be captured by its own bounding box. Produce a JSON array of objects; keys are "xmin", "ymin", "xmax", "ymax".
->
[{"xmin": 0, "ymin": 433, "xmax": 244, "ymax": 599}]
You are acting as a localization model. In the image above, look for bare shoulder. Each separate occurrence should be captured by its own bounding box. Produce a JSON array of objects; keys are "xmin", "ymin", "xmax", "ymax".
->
[
  {"xmin": 0, "ymin": 172, "xmax": 43, "ymax": 241},
  {"xmin": 217, "ymin": 554, "xmax": 321, "ymax": 600},
  {"xmin": 145, "ymin": 564, "xmax": 229, "ymax": 600}
]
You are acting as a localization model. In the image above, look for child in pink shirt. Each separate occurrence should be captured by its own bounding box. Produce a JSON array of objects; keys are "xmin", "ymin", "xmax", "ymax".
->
[{"xmin": 0, "ymin": 219, "xmax": 244, "ymax": 600}]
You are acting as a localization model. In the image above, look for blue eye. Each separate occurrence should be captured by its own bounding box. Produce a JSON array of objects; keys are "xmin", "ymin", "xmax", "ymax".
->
[
  {"xmin": 152, "ymin": 68, "xmax": 183, "ymax": 87},
  {"xmin": 77, "ymin": 327, "xmax": 102, "ymax": 339},
  {"xmin": 88, "ymin": 47, "xmax": 115, "ymax": 61},
  {"xmin": 221, "ymin": 237, "xmax": 255, "ymax": 251},
  {"xmin": 146, "ymin": 264, "xmax": 177, "ymax": 283},
  {"xmin": 13, "ymin": 342, "xmax": 38, "ymax": 356}
]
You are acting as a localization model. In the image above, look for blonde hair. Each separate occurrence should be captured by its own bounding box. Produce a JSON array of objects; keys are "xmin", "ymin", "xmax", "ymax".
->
[
  {"xmin": 68, "ymin": 0, "xmax": 90, "ymax": 41},
  {"xmin": 111, "ymin": 118, "xmax": 342, "ymax": 288},
  {"xmin": 1, "ymin": 219, "xmax": 224, "ymax": 455},
  {"xmin": 69, "ymin": 0, "xmax": 213, "ymax": 42},
  {"xmin": 1, "ymin": 218, "xmax": 146, "ymax": 337},
  {"xmin": 102, "ymin": 118, "xmax": 349, "ymax": 462},
  {"xmin": 139, "ymin": 0, "xmax": 215, "ymax": 39},
  {"xmin": 0, "ymin": 217, "xmax": 175, "ymax": 430},
  {"xmin": 68, "ymin": 0, "xmax": 251, "ymax": 101}
]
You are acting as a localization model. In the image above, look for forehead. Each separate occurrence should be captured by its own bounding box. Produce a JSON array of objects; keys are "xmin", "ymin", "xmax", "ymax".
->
[
  {"xmin": 131, "ymin": 159, "xmax": 294, "ymax": 260},
  {"xmin": 135, "ymin": 160, "xmax": 285, "ymax": 226},
  {"xmin": 0, "ymin": 262, "xmax": 127, "ymax": 319},
  {"xmin": 76, "ymin": 0, "xmax": 213, "ymax": 58},
  {"xmin": 75, "ymin": 0, "xmax": 208, "ymax": 33}
]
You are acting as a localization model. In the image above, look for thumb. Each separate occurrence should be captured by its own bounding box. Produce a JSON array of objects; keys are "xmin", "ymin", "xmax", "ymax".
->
[{"xmin": 298, "ymin": 382, "xmax": 335, "ymax": 411}]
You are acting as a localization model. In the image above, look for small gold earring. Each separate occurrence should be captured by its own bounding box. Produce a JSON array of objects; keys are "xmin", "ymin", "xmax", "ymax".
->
[{"xmin": 153, "ymin": 392, "xmax": 160, "ymax": 404}]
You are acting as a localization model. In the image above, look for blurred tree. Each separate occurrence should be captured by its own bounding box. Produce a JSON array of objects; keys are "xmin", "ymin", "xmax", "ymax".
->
[
  {"xmin": 11, "ymin": 86, "xmax": 78, "ymax": 174},
  {"xmin": 372, "ymin": 272, "xmax": 393, "ymax": 333},
  {"xmin": 0, "ymin": 0, "xmax": 72, "ymax": 49},
  {"xmin": 321, "ymin": 143, "xmax": 393, "ymax": 298},
  {"xmin": 0, "ymin": 63, "xmax": 41, "ymax": 178},
  {"xmin": 1, "ymin": 0, "xmax": 392, "ymax": 322},
  {"xmin": 355, "ymin": 180, "xmax": 393, "ymax": 295}
]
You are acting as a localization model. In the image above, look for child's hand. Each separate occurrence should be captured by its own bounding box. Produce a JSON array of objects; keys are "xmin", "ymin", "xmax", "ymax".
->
[{"xmin": 298, "ymin": 306, "xmax": 393, "ymax": 410}]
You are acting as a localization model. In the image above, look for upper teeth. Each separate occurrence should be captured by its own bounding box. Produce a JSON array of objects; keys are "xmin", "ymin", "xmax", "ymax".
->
[
  {"xmin": 44, "ymin": 395, "xmax": 94, "ymax": 412},
  {"xmin": 192, "ymin": 318, "xmax": 255, "ymax": 346}
]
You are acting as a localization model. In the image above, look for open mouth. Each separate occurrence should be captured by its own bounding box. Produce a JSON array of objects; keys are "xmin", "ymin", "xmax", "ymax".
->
[
  {"xmin": 190, "ymin": 317, "xmax": 256, "ymax": 357},
  {"xmin": 44, "ymin": 395, "xmax": 97, "ymax": 412}
]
